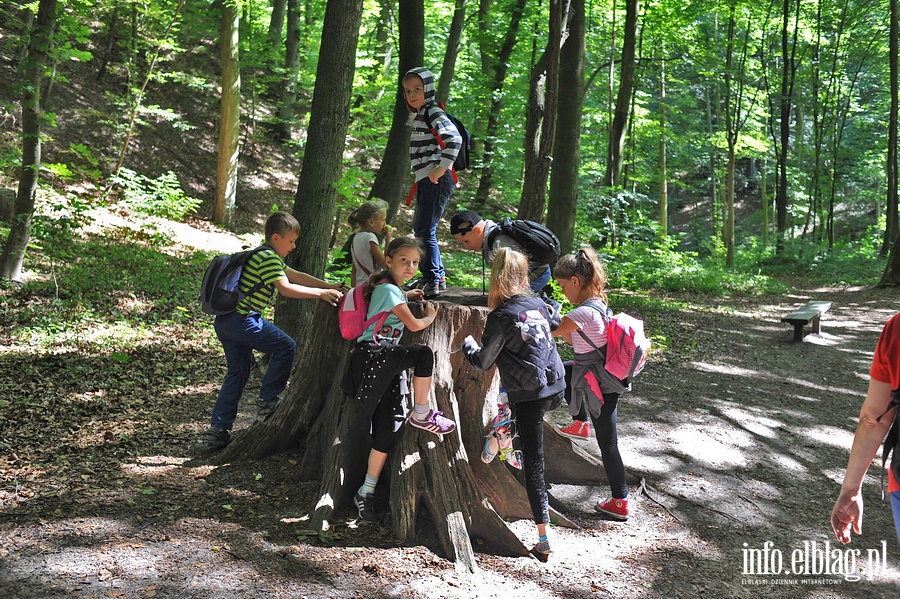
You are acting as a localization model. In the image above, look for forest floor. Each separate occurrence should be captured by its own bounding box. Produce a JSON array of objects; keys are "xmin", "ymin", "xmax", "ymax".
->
[{"xmin": 3, "ymin": 235, "xmax": 900, "ymax": 598}]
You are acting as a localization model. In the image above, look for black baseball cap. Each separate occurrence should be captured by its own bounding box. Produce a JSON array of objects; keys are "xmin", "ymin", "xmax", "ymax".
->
[{"xmin": 450, "ymin": 210, "xmax": 483, "ymax": 236}]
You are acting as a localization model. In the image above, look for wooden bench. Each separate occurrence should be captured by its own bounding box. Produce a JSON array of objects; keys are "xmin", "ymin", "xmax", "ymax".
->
[{"xmin": 781, "ymin": 301, "xmax": 833, "ymax": 342}]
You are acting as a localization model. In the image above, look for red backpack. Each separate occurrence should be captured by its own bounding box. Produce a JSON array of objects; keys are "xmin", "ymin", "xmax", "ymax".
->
[{"xmin": 337, "ymin": 282, "xmax": 390, "ymax": 340}]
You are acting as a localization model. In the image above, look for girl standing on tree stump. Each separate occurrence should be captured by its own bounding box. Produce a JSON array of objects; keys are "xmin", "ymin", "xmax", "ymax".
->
[
  {"xmin": 343, "ymin": 237, "xmax": 457, "ymax": 522},
  {"xmin": 461, "ymin": 248, "xmax": 565, "ymax": 562}
]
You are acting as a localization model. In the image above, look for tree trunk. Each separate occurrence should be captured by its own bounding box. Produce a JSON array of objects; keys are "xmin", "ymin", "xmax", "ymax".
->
[
  {"xmin": 436, "ymin": 0, "xmax": 467, "ymax": 105},
  {"xmin": 275, "ymin": 0, "xmax": 365, "ymax": 340},
  {"xmin": 775, "ymin": 0, "xmax": 800, "ymax": 255},
  {"xmin": 267, "ymin": 0, "xmax": 288, "ymax": 47},
  {"xmin": 884, "ymin": 0, "xmax": 899, "ymax": 257},
  {"xmin": 368, "ymin": 0, "xmax": 423, "ymax": 223},
  {"xmin": 658, "ymin": 52, "xmax": 667, "ymax": 241},
  {"xmin": 220, "ymin": 293, "xmax": 632, "ymax": 567},
  {"xmin": 604, "ymin": 0, "xmax": 638, "ymax": 189},
  {"xmin": 0, "ymin": 0, "xmax": 56, "ymax": 281},
  {"xmin": 546, "ymin": 0, "xmax": 585, "ymax": 255},
  {"xmin": 212, "ymin": 0, "xmax": 240, "ymax": 229},
  {"xmin": 272, "ymin": 0, "xmax": 300, "ymax": 143},
  {"xmin": 473, "ymin": 0, "xmax": 527, "ymax": 206},
  {"xmin": 519, "ymin": 0, "xmax": 566, "ymax": 223}
]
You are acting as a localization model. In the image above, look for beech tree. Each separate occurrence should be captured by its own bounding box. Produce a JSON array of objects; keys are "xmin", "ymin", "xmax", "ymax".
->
[
  {"xmin": 212, "ymin": 0, "xmax": 240, "ymax": 228},
  {"xmin": 0, "ymin": 0, "xmax": 57, "ymax": 281}
]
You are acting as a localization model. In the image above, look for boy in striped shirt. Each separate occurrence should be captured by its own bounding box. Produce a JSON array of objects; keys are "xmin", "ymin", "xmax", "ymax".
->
[
  {"xmin": 202, "ymin": 211, "xmax": 345, "ymax": 450},
  {"xmin": 402, "ymin": 67, "xmax": 462, "ymax": 299}
]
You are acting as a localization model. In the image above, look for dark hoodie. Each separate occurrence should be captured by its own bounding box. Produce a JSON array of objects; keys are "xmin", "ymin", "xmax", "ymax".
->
[{"xmin": 404, "ymin": 67, "xmax": 462, "ymax": 183}]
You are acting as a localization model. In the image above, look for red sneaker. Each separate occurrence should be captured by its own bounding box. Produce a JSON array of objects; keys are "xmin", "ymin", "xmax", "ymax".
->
[
  {"xmin": 558, "ymin": 420, "xmax": 590, "ymax": 441},
  {"xmin": 595, "ymin": 497, "xmax": 629, "ymax": 521}
]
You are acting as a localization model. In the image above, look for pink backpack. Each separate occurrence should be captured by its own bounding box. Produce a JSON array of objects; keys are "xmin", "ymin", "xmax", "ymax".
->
[
  {"xmin": 337, "ymin": 282, "xmax": 390, "ymax": 340},
  {"xmin": 580, "ymin": 301, "xmax": 651, "ymax": 382}
]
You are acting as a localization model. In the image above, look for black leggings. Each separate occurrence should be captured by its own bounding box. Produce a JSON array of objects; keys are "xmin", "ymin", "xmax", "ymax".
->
[
  {"xmin": 513, "ymin": 393, "xmax": 563, "ymax": 525},
  {"xmin": 563, "ymin": 361, "xmax": 628, "ymax": 499},
  {"xmin": 370, "ymin": 344, "xmax": 434, "ymax": 453}
]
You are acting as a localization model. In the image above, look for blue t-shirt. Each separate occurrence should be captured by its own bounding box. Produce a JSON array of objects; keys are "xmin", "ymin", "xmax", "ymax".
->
[{"xmin": 357, "ymin": 283, "xmax": 406, "ymax": 344}]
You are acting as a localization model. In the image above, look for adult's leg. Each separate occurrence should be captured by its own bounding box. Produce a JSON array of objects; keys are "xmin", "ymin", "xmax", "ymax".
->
[
  {"xmin": 413, "ymin": 171, "xmax": 454, "ymax": 284},
  {"xmin": 211, "ymin": 312, "xmax": 256, "ymax": 430},
  {"xmin": 590, "ymin": 392, "xmax": 628, "ymax": 498},
  {"xmin": 514, "ymin": 396, "xmax": 555, "ymax": 524}
]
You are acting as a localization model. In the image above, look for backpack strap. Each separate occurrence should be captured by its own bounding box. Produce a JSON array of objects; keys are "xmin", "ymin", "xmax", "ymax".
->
[
  {"xmin": 421, "ymin": 104, "xmax": 459, "ymax": 186},
  {"xmin": 240, "ymin": 246, "xmax": 273, "ymax": 301},
  {"xmin": 877, "ymin": 388, "xmax": 900, "ymax": 499},
  {"xmin": 573, "ymin": 300, "xmax": 613, "ymax": 357}
]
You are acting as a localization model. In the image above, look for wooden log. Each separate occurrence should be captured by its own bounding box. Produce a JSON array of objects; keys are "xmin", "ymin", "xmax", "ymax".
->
[{"xmin": 220, "ymin": 288, "xmax": 628, "ymax": 568}]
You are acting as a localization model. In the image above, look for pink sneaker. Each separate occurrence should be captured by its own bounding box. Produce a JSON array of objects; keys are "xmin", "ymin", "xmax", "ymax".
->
[
  {"xmin": 409, "ymin": 410, "xmax": 457, "ymax": 435},
  {"xmin": 595, "ymin": 497, "xmax": 629, "ymax": 521},
  {"xmin": 558, "ymin": 420, "xmax": 590, "ymax": 441}
]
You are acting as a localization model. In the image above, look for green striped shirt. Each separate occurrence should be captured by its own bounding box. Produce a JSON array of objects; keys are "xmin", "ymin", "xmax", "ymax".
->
[{"xmin": 236, "ymin": 247, "xmax": 287, "ymax": 314}]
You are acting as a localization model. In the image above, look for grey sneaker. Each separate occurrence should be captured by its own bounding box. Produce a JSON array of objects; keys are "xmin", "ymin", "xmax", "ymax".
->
[
  {"xmin": 256, "ymin": 397, "xmax": 281, "ymax": 422},
  {"xmin": 200, "ymin": 427, "xmax": 230, "ymax": 451},
  {"xmin": 422, "ymin": 282, "xmax": 441, "ymax": 299}
]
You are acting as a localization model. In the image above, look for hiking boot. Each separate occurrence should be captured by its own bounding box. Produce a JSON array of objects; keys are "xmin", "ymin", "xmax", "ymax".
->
[
  {"xmin": 530, "ymin": 540, "xmax": 552, "ymax": 563},
  {"xmin": 256, "ymin": 397, "xmax": 281, "ymax": 422},
  {"xmin": 409, "ymin": 410, "xmax": 457, "ymax": 435},
  {"xmin": 200, "ymin": 427, "xmax": 231, "ymax": 451},
  {"xmin": 422, "ymin": 282, "xmax": 441, "ymax": 299},
  {"xmin": 354, "ymin": 492, "xmax": 377, "ymax": 522},
  {"xmin": 558, "ymin": 420, "xmax": 590, "ymax": 441},
  {"xmin": 439, "ymin": 277, "xmax": 447, "ymax": 290},
  {"xmin": 595, "ymin": 497, "xmax": 629, "ymax": 521}
]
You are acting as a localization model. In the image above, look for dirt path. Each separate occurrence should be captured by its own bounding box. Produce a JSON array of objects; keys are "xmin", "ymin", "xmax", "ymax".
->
[{"xmin": 2, "ymin": 287, "xmax": 900, "ymax": 598}]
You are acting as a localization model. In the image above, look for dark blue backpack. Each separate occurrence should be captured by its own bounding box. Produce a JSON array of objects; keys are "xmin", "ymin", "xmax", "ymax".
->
[{"xmin": 199, "ymin": 247, "xmax": 266, "ymax": 315}]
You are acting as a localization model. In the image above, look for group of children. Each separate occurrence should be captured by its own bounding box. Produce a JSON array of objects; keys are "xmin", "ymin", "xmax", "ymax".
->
[{"xmin": 201, "ymin": 67, "xmax": 630, "ymax": 563}]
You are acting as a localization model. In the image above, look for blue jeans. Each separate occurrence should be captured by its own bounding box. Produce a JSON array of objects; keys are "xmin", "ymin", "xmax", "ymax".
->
[
  {"xmin": 211, "ymin": 311, "xmax": 296, "ymax": 430},
  {"xmin": 413, "ymin": 170, "xmax": 454, "ymax": 285},
  {"xmin": 891, "ymin": 491, "xmax": 900, "ymax": 543},
  {"xmin": 530, "ymin": 266, "xmax": 551, "ymax": 294}
]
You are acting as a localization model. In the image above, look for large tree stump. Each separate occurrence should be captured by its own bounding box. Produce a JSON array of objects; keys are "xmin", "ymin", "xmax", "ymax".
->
[{"xmin": 220, "ymin": 288, "xmax": 628, "ymax": 571}]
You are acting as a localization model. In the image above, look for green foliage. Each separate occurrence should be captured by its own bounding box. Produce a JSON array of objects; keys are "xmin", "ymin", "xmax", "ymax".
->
[
  {"xmin": 603, "ymin": 236, "xmax": 788, "ymax": 296},
  {"xmin": 108, "ymin": 168, "xmax": 200, "ymax": 221},
  {"xmin": 30, "ymin": 195, "xmax": 94, "ymax": 264}
]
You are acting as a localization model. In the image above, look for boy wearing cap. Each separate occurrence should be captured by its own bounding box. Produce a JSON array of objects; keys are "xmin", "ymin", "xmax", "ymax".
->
[{"xmin": 449, "ymin": 210, "xmax": 552, "ymax": 294}]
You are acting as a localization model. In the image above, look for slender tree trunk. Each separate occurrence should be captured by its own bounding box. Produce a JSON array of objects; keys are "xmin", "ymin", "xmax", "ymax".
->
[
  {"xmin": 275, "ymin": 0, "xmax": 365, "ymax": 341},
  {"xmin": 884, "ymin": 0, "xmax": 899, "ymax": 256},
  {"xmin": 547, "ymin": 0, "xmax": 585, "ymax": 255},
  {"xmin": 519, "ymin": 0, "xmax": 567, "ymax": 222},
  {"xmin": 112, "ymin": 0, "xmax": 186, "ymax": 175},
  {"xmin": 436, "ymin": 0, "xmax": 467, "ymax": 105},
  {"xmin": 775, "ymin": 0, "xmax": 799, "ymax": 254},
  {"xmin": 604, "ymin": 0, "xmax": 638, "ymax": 188},
  {"xmin": 213, "ymin": 0, "xmax": 241, "ymax": 228},
  {"xmin": 367, "ymin": 0, "xmax": 423, "ymax": 222},
  {"xmin": 272, "ymin": 0, "xmax": 300, "ymax": 142},
  {"xmin": 0, "ymin": 0, "xmax": 56, "ymax": 281},
  {"xmin": 473, "ymin": 0, "xmax": 527, "ymax": 206},
  {"xmin": 658, "ymin": 53, "xmax": 668, "ymax": 240},
  {"xmin": 267, "ymin": 0, "xmax": 288, "ymax": 46}
]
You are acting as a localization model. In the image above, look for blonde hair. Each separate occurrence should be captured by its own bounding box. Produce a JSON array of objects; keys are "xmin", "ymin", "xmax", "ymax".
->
[
  {"xmin": 553, "ymin": 246, "xmax": 608, "ymax": 303},
  {"xmin": 488, "ymin": 248, "xmax": 532, "ymax": 310},
  {"xmin": 348, "ymin": 200, "xmax": 388, "ymax": 231}
]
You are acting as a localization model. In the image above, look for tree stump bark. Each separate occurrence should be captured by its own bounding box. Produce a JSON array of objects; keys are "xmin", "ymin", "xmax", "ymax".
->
[{"xmin": 220, "ymin": 288, "xmax": 631, "ymax": 571}]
